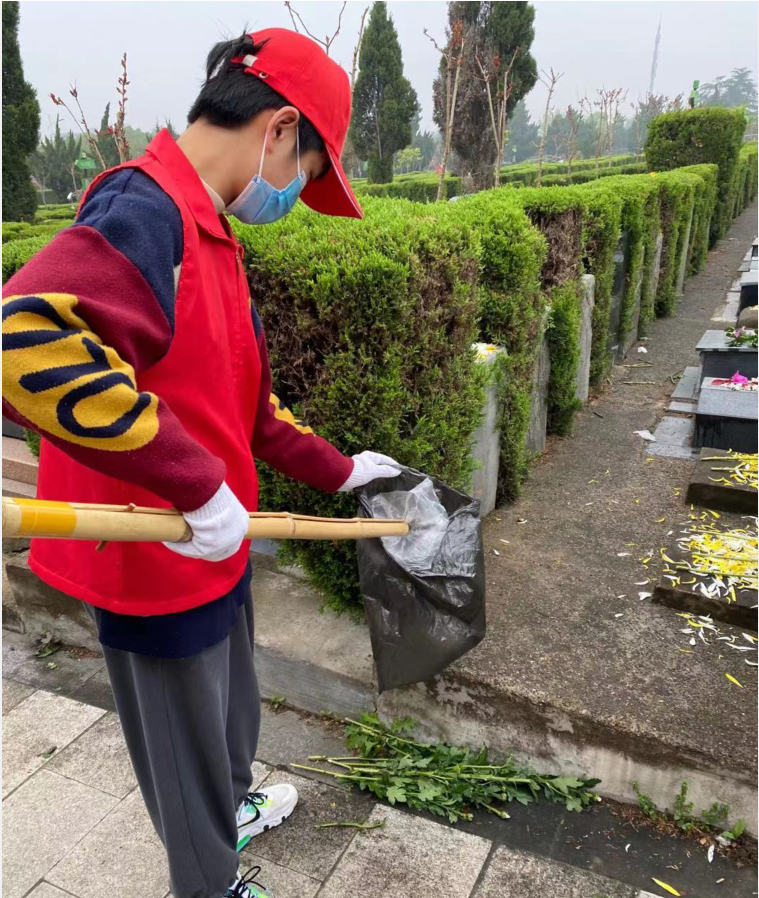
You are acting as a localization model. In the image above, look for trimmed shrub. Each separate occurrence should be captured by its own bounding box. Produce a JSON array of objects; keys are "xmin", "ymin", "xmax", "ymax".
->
[
  {"xmin": 510, "ymin": 186, "xmax": 587, "ymax": 288},
  {"xmin": 2, "ymin": 235, "xmax": 54, "ymax": 282},
  {"xmin": 677, "ymin": 164, "xmax": 718, "ymax": 275},
  {"xmin": 2, "ymin": 219, "xmax": 71, "ymax": 243},
  {"xmin": 737, "ymin": 141, "xmax": 758, "ymax": 213},
  {"xmin": 653, "ymin": 170, "xmax": 699, "ymax": 317},
  {"xmin": 581, "ymin": 175, "xmax": 660, "ymax": 344},
  {"xmin": 233, "ymin": 197, "xmax": 488, "ymax": 613},
  {"xmin": 453, "ymin": 190, "xmax": 547, "ymax": 503},
  {"xmin": 645, "ymin": 107, "xmax": 746, "ymax": 243},
  {"xmin": 34, "ymin": 204, "xmax": 77, "ymax": 221},
  {"xmin": 581, "ymin": 189, "xmax": 624, "ymax": 382},
  {"xmin": 546, "ymin": 281, "xmax": 583, "ymax": 435}
]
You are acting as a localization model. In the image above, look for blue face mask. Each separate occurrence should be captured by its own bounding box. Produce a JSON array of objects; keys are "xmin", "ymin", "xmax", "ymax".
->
[{"xmin": 227, "ymin": 130, "xmax": 306, "ymax": 225}]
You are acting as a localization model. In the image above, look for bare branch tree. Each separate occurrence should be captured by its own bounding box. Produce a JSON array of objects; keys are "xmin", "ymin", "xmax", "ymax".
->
[
  {"xmin": 475, "ymin": 47, "xmax": 520, "ymax": 188},
  {"xmin": 536, "ymin": 68, "xmax": 563, "ymax": 186},
  {"xmin": 50, "ymin": 86, "xmax": 107, "ymax": 171},
  {"xmin": 350, "ymin": 6, "xmax": 369, "ymax": 92},
  {"xmin": 425, "ymin": 20, "xmax": 466, "ymax": 201},
  {"xmin": 284, "ymin": 0, "xmax": 346, "ymax": 56},
  {"xmin": 564, "ymin": 104, "xmax": 582, "ymax": 172}
]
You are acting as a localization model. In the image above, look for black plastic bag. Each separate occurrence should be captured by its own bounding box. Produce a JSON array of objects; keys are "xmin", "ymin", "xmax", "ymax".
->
[{"xmin": 355, "ymin": 464, "xmax": 486, "ymax": 692}]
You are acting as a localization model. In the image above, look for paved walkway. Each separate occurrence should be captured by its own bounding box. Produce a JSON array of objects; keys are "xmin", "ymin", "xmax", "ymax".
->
[
  {"xmin": 2, "ymin": 668, "xmax": 667, "ymax": 898},
  {"xmin": 5, "ymin": 619, "xmax": 757, "ymax": 898}
]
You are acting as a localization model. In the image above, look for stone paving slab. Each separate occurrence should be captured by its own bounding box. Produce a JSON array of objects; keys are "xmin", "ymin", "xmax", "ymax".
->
[
  {"xmin": 2, "ymin": 676, "xmax": 34, "ymax": 713},
  {"xmin": 2, "ymin": 688, "xmax": 104, "ymax": 797},
  {"xmin": 317, "ymin": 805, "xmax": 491, "ymax": 898},
  {"xmin": 26, "ymin": 884, "xmax": 79, "ymax": 898},
  {"xmin": 47, "ymin": 787, "xmax": 170, "ymax": 898},
  {"xmin": 2, "ymin": 769, "xmax": 118, "ymax": 898},
  {"xmin": 240, "ymin": 769, "xmax": 374, "ymax": 881},
  {"xmin": 47, "ymin": 711, "xmax": 138, "ymax": 799},
  {"xmin": 472, "ymin": 844, "xmax": 636, "ymax": 898},
  {"xmin": 238, "ymin": 853, "xmax": 321, "ymax": 898}
]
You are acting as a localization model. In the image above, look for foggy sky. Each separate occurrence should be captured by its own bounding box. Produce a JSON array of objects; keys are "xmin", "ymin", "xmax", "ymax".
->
[{"xmin": 17, "ymin": 1, "xmax": 759, "ymax": 138}]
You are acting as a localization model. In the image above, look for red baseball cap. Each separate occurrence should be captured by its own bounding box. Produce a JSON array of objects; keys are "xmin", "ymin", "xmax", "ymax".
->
[{"xmin": 232, "ymin": 28, "xmax": 363, "ymax": 219}]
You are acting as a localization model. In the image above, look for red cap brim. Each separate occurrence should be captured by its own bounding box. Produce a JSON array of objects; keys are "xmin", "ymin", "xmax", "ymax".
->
[{"xmin": 300, "ymin": 144, "xmax": 363, "ymax": 219}]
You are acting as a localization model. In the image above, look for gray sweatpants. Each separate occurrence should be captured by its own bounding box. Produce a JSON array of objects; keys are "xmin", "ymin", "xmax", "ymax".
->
[{"xmin": 87, "ymin": 595, "xmax": 261, "ymax": 898}]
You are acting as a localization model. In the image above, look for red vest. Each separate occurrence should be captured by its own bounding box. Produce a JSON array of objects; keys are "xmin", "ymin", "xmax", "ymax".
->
[{"xmin": 29, "ymin": 131, "xmax": 262, "ymax": 615}]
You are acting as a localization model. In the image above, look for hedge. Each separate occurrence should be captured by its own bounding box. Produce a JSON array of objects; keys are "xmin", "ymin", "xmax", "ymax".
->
[
  {"xmin": 545, "ymin": 281, "xmax": 583, "ymax": 435},
  {"xmin": 450, "ymin": 190, "xmax": 546, "ymax": 501},
  {"xmin": 737, "ymin": 141, "xmax": 758, "ymax": 214},
  {"xmin": 230, "ymin": 195, "xmax": 540, "ymax": 612},
  {"xmin": 645, "ymin": 107, "xmax": 746, "ymax": 243},
  {"xmin": 2, "ymin": 219, "xmax": 71, "ymax": 243},
  {"xmin": 2, "ymin": 235, "xmax": 55, "ymax": 282},
  {"xmin": 678, "ymin": 164, "xmax": 718, "ymax": 275},
  {"xmin": 351, "ymin": 154, "xmax": 640, "ymax": 202}
]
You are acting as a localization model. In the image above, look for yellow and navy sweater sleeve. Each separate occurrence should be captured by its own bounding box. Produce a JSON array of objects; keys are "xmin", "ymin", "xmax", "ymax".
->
[
  {"xmin": 250, "ymin": 319, "xmax": 354, "ymax": 493},
  {"xmin": 1, "ymin": 170, "xmax": 225, "ymax": 512}
]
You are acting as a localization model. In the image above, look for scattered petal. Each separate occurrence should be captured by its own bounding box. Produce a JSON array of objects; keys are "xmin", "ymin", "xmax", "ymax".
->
[
  {"xmin": 707, "ymin": 844, "xmax": 715, "ymax": 863},
  {"xmin": 492, "ymin": 549, "xmax": 500, "ymax": 556},
  {"xmin": 639, "ymin": 591, "xmax": 652, "ymax": 600},
  {"xmin": 651, "ymin": 877, "xmax": 681, "ymax": 896},
  {"xmin": 638, "ymin": 346, "xmax": 648, "ymax": 353},
  {"xmin": 625, "ymin": 843, "xmax": 630, "ymax": 853},
  {"xmin": 617, "ymin": 552, "xmax": 631, "ymax": 556},
  {"xmin": 725, "ymin": 673, "xmax": 743, "ymax": 687},
  {"xmin": 634, "ymin": 429, "xmax": 656, "ymax": 442}
]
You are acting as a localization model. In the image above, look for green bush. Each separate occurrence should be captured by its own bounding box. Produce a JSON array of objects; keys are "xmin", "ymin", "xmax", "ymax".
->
[
  {"xmin": 581, "ymin": 189, "xmax": 624, "ymax": 382},
  {"xmin": 34, "ymin": 204, "xmax": 77, "ymax": 221},
  {"xmin": 2, "ymin": 219, "xmax": 70, "ymax": 243},
  {"xmin": 2, "ymin": 235, "xmax": 53, "ymax": 283},
  {"xmin": 454, "ymin": 190, "xmax": 547, "ymax": 502},
  {"xmin": 546, "ymin": 281, "xmax": 583, "ymax": 435},
  {"xmin": 581, "ymin": 175, "xmax": 661, "ymax": 344},
  {"xmin": 677, "ymin": 164, "xmax": 718, "ymax": 275},
  {"xmin": 353, "ymin": 174, "xmax": 460, "ymax": 202},
  {"xmin": 645, "ymin": 107, "xmax": 746, "ymax": 243},
  {"xmin": 737, "ymin": 141, "xmax": 758, "ymax": 213},
  {"xmin": 653, "ymin": 170, "xmax": 699, "ymax": 317},
  {"xmin": 233, "ymin": 197, "xmax": 490, "ymax": 613}
]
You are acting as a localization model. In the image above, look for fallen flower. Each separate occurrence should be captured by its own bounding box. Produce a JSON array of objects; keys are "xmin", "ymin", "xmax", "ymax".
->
[
  {"xmin": 725, "ymin": 673, "xmax": 743, "ymax": 687},
  {"xmin": 634, "ymin": 430, "xmax": 656, "ymax": 442},
  {"xmin": 652, "ymin": 877, "xmax": 681, "ymax": 896}
]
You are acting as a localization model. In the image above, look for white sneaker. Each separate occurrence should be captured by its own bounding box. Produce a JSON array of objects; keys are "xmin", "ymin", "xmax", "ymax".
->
[{"xmin": 236, "ymin": 784, "xmax": 299, "ymax": 852}]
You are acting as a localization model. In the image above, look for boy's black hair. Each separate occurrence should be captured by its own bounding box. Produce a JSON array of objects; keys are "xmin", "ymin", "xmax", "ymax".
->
[{"xmin": 188, "ymin": 32, "xmax": 325, "ymax": 154}]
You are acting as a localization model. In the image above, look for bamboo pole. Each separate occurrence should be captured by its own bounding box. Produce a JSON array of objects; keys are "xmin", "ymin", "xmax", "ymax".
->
[{"xmin": 1, "ymin": 497, "xmax": 410, "ymax": 544}]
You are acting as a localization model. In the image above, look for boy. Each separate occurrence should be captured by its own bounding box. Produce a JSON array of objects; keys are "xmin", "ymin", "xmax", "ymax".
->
[{"xmin": 2, "ymin": 28, "xmax": 400, "ymax": 898}]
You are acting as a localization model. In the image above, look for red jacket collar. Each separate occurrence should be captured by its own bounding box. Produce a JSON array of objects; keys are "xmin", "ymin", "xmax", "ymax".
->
[{"xmin": 145, "ymin": 129, "xmax": 231, "ymax": 241}]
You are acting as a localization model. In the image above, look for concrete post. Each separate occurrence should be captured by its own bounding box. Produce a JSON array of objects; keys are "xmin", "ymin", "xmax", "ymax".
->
[
  {"xmin": 469, "ymin": 343, "xmax": 506, "ymax": 518},
  {"xmin": 575, "ymin": 274, "xmax": 595, "ymax": 403},
  {"xmin": 525, "ymin": 336, "xmax": 551, "ymax": 456}
]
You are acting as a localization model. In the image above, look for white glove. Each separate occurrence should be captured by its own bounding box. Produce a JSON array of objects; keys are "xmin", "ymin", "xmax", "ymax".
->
[
  {"xmin": 163, "ymin": 481, "xmax": 250, "ymax": 562},
  {"xmin": 337, "ymin": 450, "xmax": 401, "ymax": 492}
]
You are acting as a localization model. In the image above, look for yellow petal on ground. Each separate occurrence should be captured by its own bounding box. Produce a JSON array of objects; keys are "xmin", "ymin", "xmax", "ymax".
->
[
  {"xmin": 725, "ymin": 673, "xmax": 743, "ymax": 687},
  {"xmin": 652, "ymin": 878, "xmax": 682, "ymax": 896},
  {"xmin": 655, "ymin": 517, "xmax": 666, "ymax": 523}
]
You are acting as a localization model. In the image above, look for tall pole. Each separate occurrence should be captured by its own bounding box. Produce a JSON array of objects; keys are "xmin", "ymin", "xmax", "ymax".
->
[{"xmin": 648, "ymin": 17, "xmax": 661, "ymax": 95}]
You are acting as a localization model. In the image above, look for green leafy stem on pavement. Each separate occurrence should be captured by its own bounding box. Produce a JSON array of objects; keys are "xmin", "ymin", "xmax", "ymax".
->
[{"xmin": 291, "ymin": 713, "xmax": 601, "ymax": 824}]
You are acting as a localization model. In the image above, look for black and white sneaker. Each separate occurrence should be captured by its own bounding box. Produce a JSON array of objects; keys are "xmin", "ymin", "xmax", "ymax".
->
[
  {"xmin": 236, "ymin": 784, "xmax": 299, "ymax": 852},
  {"xmin": 224, "ymin": 865, "xmax": 272, "ymax": 898}
]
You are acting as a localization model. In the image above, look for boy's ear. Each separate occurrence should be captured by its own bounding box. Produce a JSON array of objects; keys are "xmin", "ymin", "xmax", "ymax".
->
[{"xmin": 269, "ymin": 106, "xmax": 300, "ymax": 143}]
